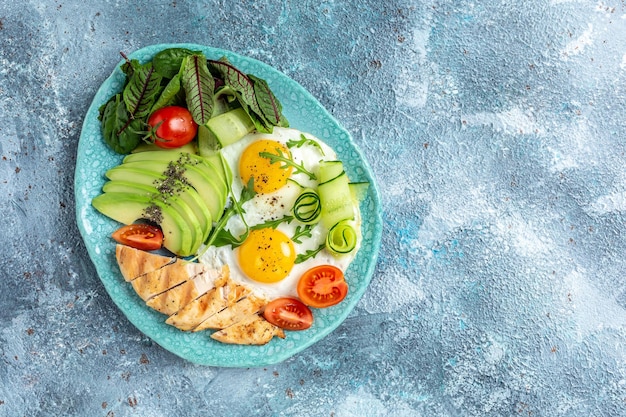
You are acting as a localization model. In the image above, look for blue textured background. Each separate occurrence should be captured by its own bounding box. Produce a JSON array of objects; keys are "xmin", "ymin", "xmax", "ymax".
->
[{"xmin": 1, "ymin": 1, "xmax": 625, "ymax": 416}]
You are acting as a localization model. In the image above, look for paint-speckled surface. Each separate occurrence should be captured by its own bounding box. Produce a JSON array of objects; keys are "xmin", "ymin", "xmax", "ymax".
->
[{"xmin": 1, "ymin": 1, "xmax": 625, "ymax": 416}]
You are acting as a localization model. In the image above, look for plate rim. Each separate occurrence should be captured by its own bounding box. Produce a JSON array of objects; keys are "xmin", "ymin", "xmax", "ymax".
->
[{"xmin": 74, "ymin": 43, "xmax": 383, "ymax": 367}]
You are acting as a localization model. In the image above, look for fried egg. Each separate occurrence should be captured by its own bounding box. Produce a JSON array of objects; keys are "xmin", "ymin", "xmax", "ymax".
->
[{"xmin": 199, "ymin": 127, "xmax": 362, "ymax": 300}]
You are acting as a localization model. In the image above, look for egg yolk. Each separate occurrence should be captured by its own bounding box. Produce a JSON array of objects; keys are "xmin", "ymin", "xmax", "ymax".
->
[
  {"xmin": 239, "ymin": 139, "xmax": 294, "ymax": 194},
  {"xmin": 238, "ymin": 228, "xmax": 296, "ymax": 284}
]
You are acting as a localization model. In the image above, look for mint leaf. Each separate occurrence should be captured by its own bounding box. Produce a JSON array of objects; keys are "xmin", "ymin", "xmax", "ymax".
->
[
  {"xmin": 181, "ymin": 54, "xmax": 215, "ymax": 125},
  {"xmin": 122, "ymin": 62, "xmax": 162, "ymax": 119}
]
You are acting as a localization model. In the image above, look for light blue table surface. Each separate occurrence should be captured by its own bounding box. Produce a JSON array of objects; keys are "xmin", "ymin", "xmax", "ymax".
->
[{"xmin": 1, "ymin": 1, "xmax": 625, "ymax": 416}]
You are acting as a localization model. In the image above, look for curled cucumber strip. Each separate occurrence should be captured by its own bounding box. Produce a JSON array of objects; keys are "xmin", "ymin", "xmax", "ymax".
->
[
  {"xmin": 326, "ymin": 220, "xmax": 357, "ymax": 255},
  {"xmin": 293, "ymin": 188, "xmax": 321, "ymax": 224}
]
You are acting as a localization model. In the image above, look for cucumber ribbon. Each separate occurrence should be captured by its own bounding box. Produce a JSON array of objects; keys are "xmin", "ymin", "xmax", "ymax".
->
[
  {"xmin": 326, "ymin": 220, "xmax": 357, "ymax": 255},
  {"xmin": 292, "ymin": 188, "xmax": 321, "ymax": 225}
]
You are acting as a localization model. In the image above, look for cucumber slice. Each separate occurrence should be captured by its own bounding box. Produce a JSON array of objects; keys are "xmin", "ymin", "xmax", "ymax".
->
[
  {"xmin": 197, "ymin": 107, "xmax": 255, "ymax": 156},
  {"xmin": 319, "ymin": 160, "xmax": 344, "ymax": 183},
  {"xmin": 326, "ymin": 220, "xmax": 358, "ymax": 255},
  {"xmin": 349, "ymin": 181, "xmax": 369, "ymax": 203},
  {"xmin": 292, "ymin": 188, "xmax": 321, "ymax": 224},
  {"xmin": 197, "ymin": 125, "xmax": 220, "ymax": 156},
  {"xmin": 318, "ymin": 171, "xmax": 354, "ymax": 229}
]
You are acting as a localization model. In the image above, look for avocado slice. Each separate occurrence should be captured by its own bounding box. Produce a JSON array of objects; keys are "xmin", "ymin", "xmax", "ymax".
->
[
  {"xmin": 131, "ymin": 142, "xmax": 198, "ymax": 154},
  {"xmin": 123, "ymin": 151, "xmax": 228, "ymax": 193},
  {"xmin": 104, "ymin": 168, "xmax": 212, "ymax": 242},
  {"xmin": 92, "ymin": 192, "xmax": 193, "ymax": 256},
  {"xmin": 111, "ymin": 160, "xmax": 226, "ymax": 223},
  {"xmin": 102, "ymin": 181, "xmax": 205, "ymax": 253},
  {"xmin": 205, "ymin": 152, "xmax": 233, "ymax": 192}
]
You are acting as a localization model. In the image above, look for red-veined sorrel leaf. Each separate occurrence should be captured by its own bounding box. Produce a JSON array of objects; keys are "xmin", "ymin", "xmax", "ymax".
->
[
  {"xmin": 122, "ymin": 62, "xmax": 162, "ymax": 119},
  {"xmin": 182, "ymin": 54, "xmax": 214, "ymax": 125}
]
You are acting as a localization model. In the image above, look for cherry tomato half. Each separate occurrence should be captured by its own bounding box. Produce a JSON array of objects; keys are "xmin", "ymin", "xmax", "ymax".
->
[
  {"xmin": 147, "ymin": 106, "xmax": 198, "ymax": 149},
  {"xmin": 297, "ymin": 265, "xmax": 348, "ymax": 308},
  {"xmin": 112, "ymin": 224, "xmax": 163, "ymax": 251},
  {"xmin": 263, "ymin": 298, "xmax": 313, "ymax": 331}
]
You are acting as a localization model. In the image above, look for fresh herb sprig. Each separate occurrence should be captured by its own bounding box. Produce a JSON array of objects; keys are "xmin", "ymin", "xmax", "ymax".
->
[
  {"xmin": 287, "ymin": 134, "xmax": 325, "ymax": 156},
  {"xmin": 291, "ymin": 224, "xmax": 313, "ymax": 244},
  {"xmin": 250, "ymin": 215, "xmax": 294, "ymax": 231},
  {"xmin": 195, "ymin": 177, "xmax": 257, "ymax": 254},
  {"xmin": 260, "ymin": 148, "xmax": 317, "ymax": 181},
  {"xmin": 295, "ymin": 243, "xmax": 325, "ymax": 264}
]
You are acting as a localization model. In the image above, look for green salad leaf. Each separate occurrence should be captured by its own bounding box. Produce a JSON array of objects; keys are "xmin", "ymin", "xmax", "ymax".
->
[
  {"xmin": 122, "ymin": 62, "xmax": 162, "ymax": 119},
  {"xmin": 120, "ymin": 57, "xmax": 141, "ymax": 80},
  {"xmin": 249, "ymin": 74, "xmax": 288, "ymax": 128},
  {"xmin": 291, "ymin": 224, "xmax": 313, "ymax": 244},
  {"xmin": 99, "ymin": 48, "xmax": 289, "ymax": 154},
  {"xmin": 287, "ymin": 134, "xmax": 325, "ymax": 156},
  {"xmin": 100, "ymin": 94, "xmax": 142, "ymax": 154},
  {"xmin": 181, "ymin": 53, "xmax": 215, "ymax": 125},
  {"xmin": 250, "ymin": 215, "xmax": 294, "ymax": 231},
  {"xmin": 151, "ymin": 73, "xmax": 182, "ymax": 112},
  {"xmin": 208, "ymin": 58, "xmax": 257, "ymax": 107},
  {"xmin": 152, "ymin": 47, "xmax": 198, "ymax": 79},
  {"xmin": 208, "ymin": 57, "xmax": 289, "ymax": 133}
]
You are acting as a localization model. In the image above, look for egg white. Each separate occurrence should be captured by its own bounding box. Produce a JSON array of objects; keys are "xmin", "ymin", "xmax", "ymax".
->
[{"xmin": 199, "ymin": 127, "xmax": 362, "ymax": 300}]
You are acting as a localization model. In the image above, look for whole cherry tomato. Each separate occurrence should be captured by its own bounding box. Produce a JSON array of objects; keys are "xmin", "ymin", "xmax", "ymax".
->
[{"xmin": 147, "ymin": 106, "xmax": 197, "ymax": 149}]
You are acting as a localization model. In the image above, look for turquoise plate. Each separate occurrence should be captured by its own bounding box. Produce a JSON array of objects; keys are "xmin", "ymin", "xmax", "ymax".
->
[{"xmin": 75, "ymin": 43, "xmax": 382, "ymax": 367}]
